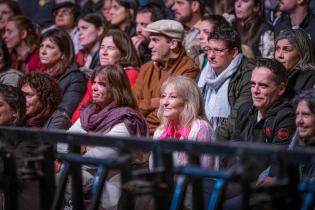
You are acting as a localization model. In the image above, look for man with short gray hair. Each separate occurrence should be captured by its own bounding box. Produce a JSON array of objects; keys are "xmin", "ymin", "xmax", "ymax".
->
[{"xmin": 133, "ymin": 19, "xmax": 199, "ymax": 135}]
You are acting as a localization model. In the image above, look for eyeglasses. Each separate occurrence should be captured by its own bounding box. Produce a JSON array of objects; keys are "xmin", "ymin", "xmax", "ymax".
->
[
  {"xmin": 53, "ymin": 8, "xmax": 73, "ymax": 16},
  {"xmin": 205, "ymin": 47, "xmax": 228, "ymax": 55}
]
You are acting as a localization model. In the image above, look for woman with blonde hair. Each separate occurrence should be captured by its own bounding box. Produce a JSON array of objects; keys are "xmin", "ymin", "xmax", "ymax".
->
[
  {"xmin": 150, "ymin": 75, "xmax": 215, "ymax": 209},
  {"xmin": 275, "ymin": 28, "xmax": 315, "ymax": 100},
  {"xmin": 155, "ymin": 75, "xmax": 215, "ymax": 168}
]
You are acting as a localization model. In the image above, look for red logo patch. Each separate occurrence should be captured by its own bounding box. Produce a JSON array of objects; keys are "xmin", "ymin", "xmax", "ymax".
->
[
  {"xmin": 277, "ymin": 128, "xmax": 289, "ymax": 140},
  {"xmin": 265, "ymin": 127, "xmax": 271, "ymax": 138}
]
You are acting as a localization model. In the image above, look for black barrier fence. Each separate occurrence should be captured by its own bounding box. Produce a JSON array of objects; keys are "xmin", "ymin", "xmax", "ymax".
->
[{"xmin": 0, "ymin": 126, "xmax": 315, "ymax": 210}]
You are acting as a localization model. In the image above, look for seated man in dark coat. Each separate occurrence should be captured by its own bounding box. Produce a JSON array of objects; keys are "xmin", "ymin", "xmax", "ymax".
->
[{"xmin": 222, "ymin": 58, "xmax": 296, "ymax": 210}]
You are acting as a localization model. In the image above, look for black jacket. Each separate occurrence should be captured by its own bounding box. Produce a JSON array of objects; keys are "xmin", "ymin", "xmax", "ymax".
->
[
  {"xmin": 235, "ymin": 99, "xmax": 296, "ymax": 144},
  {"xmin": 285, "ymin": 68, "xmax": 315, "ymax": 100},
  {"xmin": 58, "ymin": 67, "xmax": 87, "ymax": 117}
]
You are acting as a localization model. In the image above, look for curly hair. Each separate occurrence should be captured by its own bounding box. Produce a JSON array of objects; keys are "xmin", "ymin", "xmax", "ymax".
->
[
  {"xmin": 0, "ymin": 83, "xmax": 26, "ymax": 126},
  {"xmin": 18, "ymin": 73, "xmax": 63, "ymax": 113}
]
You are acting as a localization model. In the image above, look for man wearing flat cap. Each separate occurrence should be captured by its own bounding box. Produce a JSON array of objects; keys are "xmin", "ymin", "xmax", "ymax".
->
[{"xmin": 133, "ymin": 19, "xmax": 199, "ymax": 135}]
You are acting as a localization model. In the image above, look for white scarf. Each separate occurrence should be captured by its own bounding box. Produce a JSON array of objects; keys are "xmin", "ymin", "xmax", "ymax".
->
[{"xmin": 198, "ymin": 54, "xmax": 243, "ymax": 129}]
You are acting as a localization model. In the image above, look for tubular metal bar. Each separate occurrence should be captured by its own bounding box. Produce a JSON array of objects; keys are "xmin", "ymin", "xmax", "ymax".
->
[
  {"xmin": 299, "ymin": 183, "xmax": 315, "ymax": 210},
  {"xmin": 118, "ymin": 150, "xmax": 135, "ymax": 210},
  {"xmin": 56, "ymin": 153, "xmax": 130, "ymax": 168},
  {"xmin": 188, "ymin": 153, "xmax": 204, "ymax": 210},
  {"xmin": 207, "ymin": 179, "xmax": 226, "ymax": 210},
  {"xmin": 155, "ymin": 152, "xmax": 174, "ymax": 210},
  {"xmin": 169, "ymin": 175, "xmax": 188, "ymax": 210},
  {"xmin": 69, "ymin": 144, "xmax": 84, "ymax": 210},
  {"xmin": 174, "ymin": 167, "xmax": 235, "ymax": 180},
  {"xmin": 39, "ymin": 145, "xmax": 55, "ymax": 210},
  {"xmin": 1, "ymin": 148, "xmax": 18, "ymax": 210},
  {"xmin": 88, "ymin": 165, "xmax": 107, "ymax": 210},
  {"xmin": 2, "ymin": 127, "xmax": 315, "ymax": 166},
  {"xmin": 51, "ymin": 162, "xmax": 70, "ymax": 210}
]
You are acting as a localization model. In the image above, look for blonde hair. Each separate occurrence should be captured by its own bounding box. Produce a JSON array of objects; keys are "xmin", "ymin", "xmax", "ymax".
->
[{"xmin": 157, "ymin": 76, "xmax": 206, "ymax": 129}]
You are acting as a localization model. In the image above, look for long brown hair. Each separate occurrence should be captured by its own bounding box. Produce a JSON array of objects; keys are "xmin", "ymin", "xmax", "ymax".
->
[
  {"xmin": 91, "ymin": 64, "xmax": 138, "ymax": 109},
  {"xmin": 41, "ymin": 28, "xmax": 75, "ymax": 68},
  {"xmin": 103, "ymin": 29, "xmax": 140, "ymax": 67},
  {"xmin": 233, "ymin": 0, "xmax": 264, "ymax": 49}
]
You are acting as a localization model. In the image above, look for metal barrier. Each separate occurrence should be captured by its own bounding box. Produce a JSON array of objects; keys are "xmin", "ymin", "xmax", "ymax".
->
[{"xmin": 0, "ymin": 126, "xmax": 315, "ymax": 210}]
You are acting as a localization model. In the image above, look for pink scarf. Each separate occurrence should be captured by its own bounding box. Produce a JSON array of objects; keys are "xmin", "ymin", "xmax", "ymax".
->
[{"xmin": 160, "ymin": 121, "xmax": 191, "ymax": 140}]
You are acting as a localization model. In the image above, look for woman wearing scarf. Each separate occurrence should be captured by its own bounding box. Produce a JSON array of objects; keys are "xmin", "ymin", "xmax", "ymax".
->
[
  {"xmin": 198, "ymin": 52, "xmax": 243, "ymax": 131},
  {"xmin": 19, "ymin": 73, "xmax": 71, "ymax": 129},
  {"xmin": 39, "ymin": 28, "xmax": 87, "ymax": 118},
  {"xmin": 65, "ymin": 64, "xmax": 148, "ymax": 210},
  {"xmin": 71, "ymin": 29, "xmax": 141, "ymax": 123}
]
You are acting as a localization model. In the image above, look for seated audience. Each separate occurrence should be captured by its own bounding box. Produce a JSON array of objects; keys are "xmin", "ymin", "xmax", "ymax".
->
[
  {"xmin": 233, "ymin": 0, "xmax": 274, "ymax": 58},
  {"xmin": 198, "ymin": 25, "xmax": 254, "ymax": 134},
  {"xmin": 154, "ymin": 75, "xmax": 215, "ymax": 168},
  {"xmin": 0, "ymin": 0, "xmax": 22, "ymax": 37},
  {"xmin": 19, "ymin": 73, "xmax": 71, "ymax": 129},
  {"xmin": 39, "ymin": 28, "xmax": 87, "ymax": 118},
  {"xmin": 275, "ymin": 0, "xmax": 315, "ymax": 57},
  {"xmin": 102, "ymin": 0, "xmax": 112, "ymax": 23},
  {"xmin": 0, "ymin": 83, "xmax": 41, "ymax": 210},
  {"xmin": 76, "ymin": 13, "xmax": 106, "ymax": 71},
  {"xmin": 133, "ymin": 19, "xmax": 199, "ymax": 135},
  {"xmin": 291, "ymin": 89, "xmax": 315, "ymax": 183},
  {"xmin": 109, "ymin": 0, "xmax": 138, "ymax": 36},
  {"xmin": 65, "ymin": 64, "xmax": 148, "ymax": 210},
  {"xmin": 197, "ymin": 15, "xmax": 231, "ymax": 70},
  {"xmin": 235, "ymin": 58, "xmax": 295, "ymax": 145},
  {"xmin": 223, "ymin": 58, "xmax": 296, "ymax": 210},
  {"xmin": 3, "ymin": 16, "xmax": 41, "ymax": 73},
  {"xmin": 80, "ymin": 0, "xmax": 104, "ymax": 16},
  {"xmin": 171, "ymin": 0, "xmax": 204, "ymax": 66},
  {"xmin": 0, "ymin": 83, "xmax": 25, "ymax": 126},
  {"xmin": 49, "ymin": 0, "xmax": 81, "ymax": 53},
  {"xmin": 275, "ymin": 28, "xmax": 315, "ymax": 100},
  {"xmin": 0, "ymin": 38, "xmax": 23, "ymax": 87},
  {"xmin": 131, "ymin": 3, "xmax": 165, "ymax": 64},
  {"xmin": 152, "ymin": 75, "xmax": 215, "ymax": 210},
  {"xmin": 71, "ymin": 29, "xmax": 140, "ymax": 123}
]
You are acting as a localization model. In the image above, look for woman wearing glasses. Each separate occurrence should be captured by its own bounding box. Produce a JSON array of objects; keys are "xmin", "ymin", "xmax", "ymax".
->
[{"xmin": 197, "ymin": 25, "xmax": 253, "ymax": 132}]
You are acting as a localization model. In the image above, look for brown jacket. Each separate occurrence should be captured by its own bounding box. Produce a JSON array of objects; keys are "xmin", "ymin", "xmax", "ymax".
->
[{"xmin": 133, "ymin": 48, "xmax": 199, "ymax": 134}]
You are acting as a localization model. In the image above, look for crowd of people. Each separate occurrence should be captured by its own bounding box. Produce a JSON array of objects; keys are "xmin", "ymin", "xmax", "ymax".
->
[{"xmin": 0, "ymin": 0, "xmax": 314, "ymax": 209}]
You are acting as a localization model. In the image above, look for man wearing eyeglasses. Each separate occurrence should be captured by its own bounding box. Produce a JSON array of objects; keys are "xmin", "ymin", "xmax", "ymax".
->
[{"xmin": 198, "ymin": 25, "xmax": 254, "ymax": 140}]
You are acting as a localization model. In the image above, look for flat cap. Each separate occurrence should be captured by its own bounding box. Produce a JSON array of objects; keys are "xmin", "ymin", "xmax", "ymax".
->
[{"xmin": 145, "ymin": 19, "xmax": 184, "ymax": 40}]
